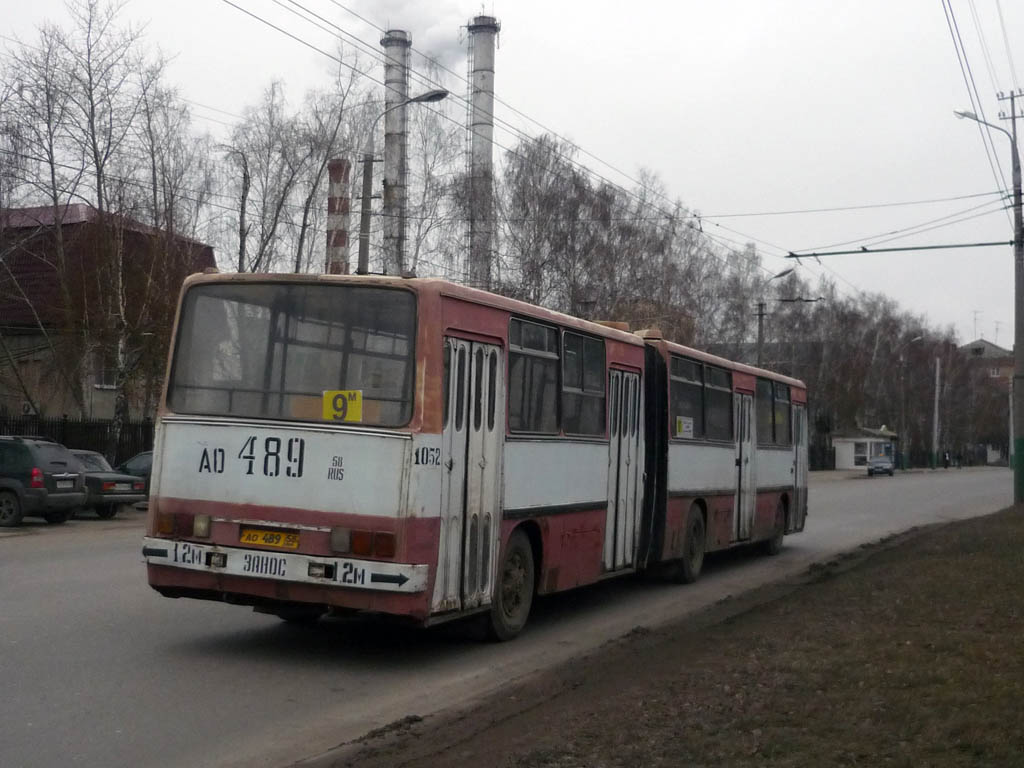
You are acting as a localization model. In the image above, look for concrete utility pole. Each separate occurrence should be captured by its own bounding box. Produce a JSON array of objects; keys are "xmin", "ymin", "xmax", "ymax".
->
[
  {"xmin": 755, "ymin": 268, "xmax": 795, "ymax": 368},
  {"xmin": 932, "ymin": 356, "xmax": 941, "ymax": 469},
  {"xmin": 957, "ymin": 96, "xmax": 1024, "ymax": 499},
  {"xmin": 356, "ymin": 88, "xmax": 448, "ymax": 276},
  {"xmin": 381, "ymin": 30, "xmax": 411, "ymax": 276},
  {"xmin": 1002, "ymin": 92, "xmax": 1024, "ymax": 498},
  {"xmin": 756, "ymin": 302, "xmax": 767, "ymax": 367},
  {"xmin": 467, "ymin": 15, "xmax": 500, "ymax": 291}
]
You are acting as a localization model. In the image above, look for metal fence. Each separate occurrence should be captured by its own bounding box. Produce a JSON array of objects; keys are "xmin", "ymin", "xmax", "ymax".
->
[
  {"xmin": 0, "ymin": 415, "xmax": 154, "ymax": 464},
  {"xmin": 809, "ymin": 443, "xmax": 835, "ymax": 471}
]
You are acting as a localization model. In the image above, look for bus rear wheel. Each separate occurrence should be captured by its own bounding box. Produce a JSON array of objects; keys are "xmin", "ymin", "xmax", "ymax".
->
[
  {"xmin": 488, "ymin": 529, "xmax": 535, "ymax": 641},
  {"xmin": 764, "ymin": 500, "xmax": 785, "ymax": 556},
  {"xmin": 273, "ymin": 606, "xmax": 325, "ymax": 625}
]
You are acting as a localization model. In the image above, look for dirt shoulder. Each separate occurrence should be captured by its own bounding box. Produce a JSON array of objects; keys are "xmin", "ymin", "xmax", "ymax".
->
[{"xmin": 326, "ymin": 508, "xmax": 1024, "ymax": 768}]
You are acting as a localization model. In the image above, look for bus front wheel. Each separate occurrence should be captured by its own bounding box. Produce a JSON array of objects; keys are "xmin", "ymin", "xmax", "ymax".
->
[
  {"xmin": 666, "ymin": 504, "xmax": 705, "ymax": 584},
  {"xmin": 488, "ymin": 529, "xmax": 535, "ymax": 641}
]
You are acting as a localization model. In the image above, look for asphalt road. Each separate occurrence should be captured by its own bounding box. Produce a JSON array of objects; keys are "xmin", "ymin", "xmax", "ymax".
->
[{"xmin": 0, "ymin": 467, "xmax": 1011, "ymax": 768}]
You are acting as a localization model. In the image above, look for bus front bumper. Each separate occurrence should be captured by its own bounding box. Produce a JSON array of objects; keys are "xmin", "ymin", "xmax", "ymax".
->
[{"xmin": 141, "ymin": 536, "xmax": 428, "ymax": 593}]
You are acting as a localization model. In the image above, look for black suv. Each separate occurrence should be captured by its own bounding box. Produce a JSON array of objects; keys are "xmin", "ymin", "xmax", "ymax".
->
[{"xmin": 0, "ymin": 436, "xmax": 87, "ymax": 526}]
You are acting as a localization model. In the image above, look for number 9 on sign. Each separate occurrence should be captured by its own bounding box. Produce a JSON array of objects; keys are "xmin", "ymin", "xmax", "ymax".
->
[{"xmin": 322, "ymin": 390, "xmax": 363, "ymax": 422}]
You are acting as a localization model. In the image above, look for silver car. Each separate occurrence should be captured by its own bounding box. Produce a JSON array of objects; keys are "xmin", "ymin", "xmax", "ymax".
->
[{"xmin": 867, "ymin": 456, "xmax": 894, "ymax": 477}]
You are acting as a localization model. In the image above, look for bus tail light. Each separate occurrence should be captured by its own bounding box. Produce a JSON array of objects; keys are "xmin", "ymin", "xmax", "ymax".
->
[
  {"xmin": 156, "ymin": 513, "xmax": 176, "ymax": 535},
  {"xmin": 350, "ymin": 530, "xmax": 373, "ymax": 556},
  {"xmin": 193, "ymin": 514, "xmax": 211, "ymax": 538},
  {"xmin": 330, "ymin": 528, "xmax": 394, "ymax": 557},
  {"xmin": 374, "ymin": 532, "xmax": 396, "ymax": 558},
  {"xmin": 30, "ymin": 467, "xmax": 44, "ymax": 489},
  {"xmin": 330, "ymin": 527, "xmax": 351, "ymax": 554}
]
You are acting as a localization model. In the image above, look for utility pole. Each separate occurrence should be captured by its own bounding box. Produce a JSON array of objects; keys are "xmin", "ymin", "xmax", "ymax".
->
[
  {"xmin": 932, "ymin": 356, "xmax": 941, "ymax": 469},
  {"xmin": 997, "ymin": 89, "xmax": 1024, "ymax": 501},
  {"xmin": 756, "ymin": 301, "xmax": 766, "ymax": 367}
]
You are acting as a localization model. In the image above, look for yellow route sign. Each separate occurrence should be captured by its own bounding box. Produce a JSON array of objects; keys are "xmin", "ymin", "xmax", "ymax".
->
[{"xmin": 322, "ymin": 390, "xmax": 363, "ymax": 422}]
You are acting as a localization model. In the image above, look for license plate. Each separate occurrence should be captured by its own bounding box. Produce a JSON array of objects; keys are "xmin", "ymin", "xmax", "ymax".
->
[
  {"xmin": 114, "ymin": 483, "xmax": 130, "ymax": 491},
  {"xmin": 56, "ymin": 480, "xmax": 73, "ymax": 489},
  {"xmin": 239, "ymin": 528, "xmax": 299, "ymax": 549}
]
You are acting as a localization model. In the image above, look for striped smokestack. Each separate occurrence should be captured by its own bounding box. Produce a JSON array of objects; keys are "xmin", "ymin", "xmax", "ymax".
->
[{"xmin": 326, "ymin": 158, "xmax": 351, "ymax": 274}]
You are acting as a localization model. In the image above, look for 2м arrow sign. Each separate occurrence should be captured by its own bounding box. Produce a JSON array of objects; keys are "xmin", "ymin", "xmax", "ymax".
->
[{"xmin": 371, "ymin": 572, "xmax": 409, "ymax": 587}]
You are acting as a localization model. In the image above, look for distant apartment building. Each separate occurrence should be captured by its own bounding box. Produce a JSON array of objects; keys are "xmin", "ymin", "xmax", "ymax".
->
[{"xmin": 0, "ymin": 204, "xmax": 215, "ymax": 419}]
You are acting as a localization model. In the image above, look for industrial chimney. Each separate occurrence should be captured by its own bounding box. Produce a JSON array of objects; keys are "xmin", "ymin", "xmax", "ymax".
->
[
  {"xmin": 326, "ymin": 158, "xmax": 351, "ymax": 274},
  {"xmin": 467, "ymin": 15, "xmax": 499, "ymax": 291},
  {"xmin": 380, "ymin": 29, "xmax": 411, "ymax": 276}
]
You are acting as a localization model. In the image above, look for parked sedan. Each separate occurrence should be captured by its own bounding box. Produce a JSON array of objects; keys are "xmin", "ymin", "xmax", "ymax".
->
[
  {"xmin": 71, "ymin": 450, "xmax": 147, "ymax": 518},
  {"xmin": 116, "ymin": 450, "xmax": 153, "ymax": 509},
  {"xmin": 867, "ymin": 456, "xmax": 895, "ymax": 477}
]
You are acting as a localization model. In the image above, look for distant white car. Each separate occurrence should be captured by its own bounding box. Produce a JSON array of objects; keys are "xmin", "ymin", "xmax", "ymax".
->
[{"xmin": 867, "ymin": 456, "xmax": 894, "ymax": 477}]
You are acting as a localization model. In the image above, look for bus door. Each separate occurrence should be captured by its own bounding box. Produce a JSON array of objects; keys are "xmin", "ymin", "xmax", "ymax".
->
[
  {"xmin": 734, "ymin": 393, "xmax": 756, "ymax": 540},
  {"xmin": 604, "ymin": 370, "xmax": 643, "ymax": 571},
  {"xmin": 436, "ymin": 338, "xmax": 504, "ymax": 613},
  {"xmin": 789, "ymin": 404, "xmax": 809, "ymax": 532}
]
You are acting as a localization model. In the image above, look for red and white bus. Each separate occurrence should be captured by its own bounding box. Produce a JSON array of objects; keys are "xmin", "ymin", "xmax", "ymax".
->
[{"xmin": 142, "ymin": 274, "xmax": 807, "ymax": 639}]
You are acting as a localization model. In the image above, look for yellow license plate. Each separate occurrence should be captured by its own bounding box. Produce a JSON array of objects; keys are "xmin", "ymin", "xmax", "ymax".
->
[{"xmin": 240, "ymin": 528, "xmax": 300, "ymax": 549}]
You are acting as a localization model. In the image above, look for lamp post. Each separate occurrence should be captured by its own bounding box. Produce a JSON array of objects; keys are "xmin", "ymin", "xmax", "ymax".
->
[
  {"xmin": 955, "ymin": 108, "xmax": 1024, "ymax": 500},
  {"xmin": 756, "ymin": 267, "xmax": 795, "ymax": 367},
  {"xmin": 897, "ymin": 335, "xmax": 923, "ymax": 470},
  {"xmin": 356, "ymin": 88, "xmax": 448, "ymax": 276}
]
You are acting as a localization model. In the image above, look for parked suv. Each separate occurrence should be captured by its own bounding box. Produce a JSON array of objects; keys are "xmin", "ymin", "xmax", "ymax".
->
[{"xmin": 0, "ymin": 436, "xmax": 87, "ymax": 526}]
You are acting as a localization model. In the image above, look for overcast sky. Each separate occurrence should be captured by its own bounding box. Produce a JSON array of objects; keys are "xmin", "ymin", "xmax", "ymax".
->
[{"xmin": 6, "ymin": 0, "xmax": 1023, "ymax": 347}]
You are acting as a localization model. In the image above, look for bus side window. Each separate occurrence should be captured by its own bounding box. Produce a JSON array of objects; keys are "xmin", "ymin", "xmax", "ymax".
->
[{"xmin": 508, "ymin": 318, "xmax": 559, "ymax": 434}]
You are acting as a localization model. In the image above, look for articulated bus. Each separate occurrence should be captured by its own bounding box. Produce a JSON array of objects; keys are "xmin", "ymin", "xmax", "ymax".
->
[{"xmin": 142, "ymin": 273, "xmax": 807, "ymax": 639}]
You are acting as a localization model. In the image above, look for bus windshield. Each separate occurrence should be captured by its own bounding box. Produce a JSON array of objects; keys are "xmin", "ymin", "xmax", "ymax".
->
[{"xmin": 168, "ymin": 282, "xmax": 416, "ymax": 427}]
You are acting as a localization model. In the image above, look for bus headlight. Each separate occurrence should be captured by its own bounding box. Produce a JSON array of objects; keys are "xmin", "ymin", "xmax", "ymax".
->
[
  {"xmin": 330, "ymin": 527, "xmax": 351, "ymax": 554},
  {"xmin": 193, "ymin": 514, "xmax": 211, "ymax": 538}
]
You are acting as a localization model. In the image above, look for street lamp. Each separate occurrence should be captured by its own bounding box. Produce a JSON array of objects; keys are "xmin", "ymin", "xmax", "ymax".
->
[
  {"xmin": 356, "ymin": 88, "xmax": 449, "ymax": 275},
  {"xmin": 955, "ymin": 108, "xmax": 1024, "ymax": 499},
  {"xmin": 756, "ymin": 267, "xmax": 797, "ymax": 366}
]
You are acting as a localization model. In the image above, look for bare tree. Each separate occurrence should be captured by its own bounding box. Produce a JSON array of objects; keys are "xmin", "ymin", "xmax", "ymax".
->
[
  {"xmin": 291, "ymin": 65, "xmax": 360, "ymax": 274},
  {"xmin": 224, "ymin": 82, "xmax": 306, "ymax": 273}
]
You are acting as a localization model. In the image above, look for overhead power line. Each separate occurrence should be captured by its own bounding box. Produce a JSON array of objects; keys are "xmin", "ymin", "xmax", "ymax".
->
[
  {"xmin": 795, "ymin": 197, "xmax": 1010, "ymax": 252},
  {"xmin": 215, "ymin": 0, "xmax": 814, "ymax": 288},
  {"xmin": 785, "ymin": 241, "xmax": 1014, "ymax": 258},
  {"xmin": 942, "ymin": 0, "xmax": 1012, "ymax": 227},
  {"xmin": 995, "ymin": 0, "xmax": 1021, "ymax": 92},
  {"xmin": 700, "ymin": 190, "xmax": 1004, "ymax": 218}
]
